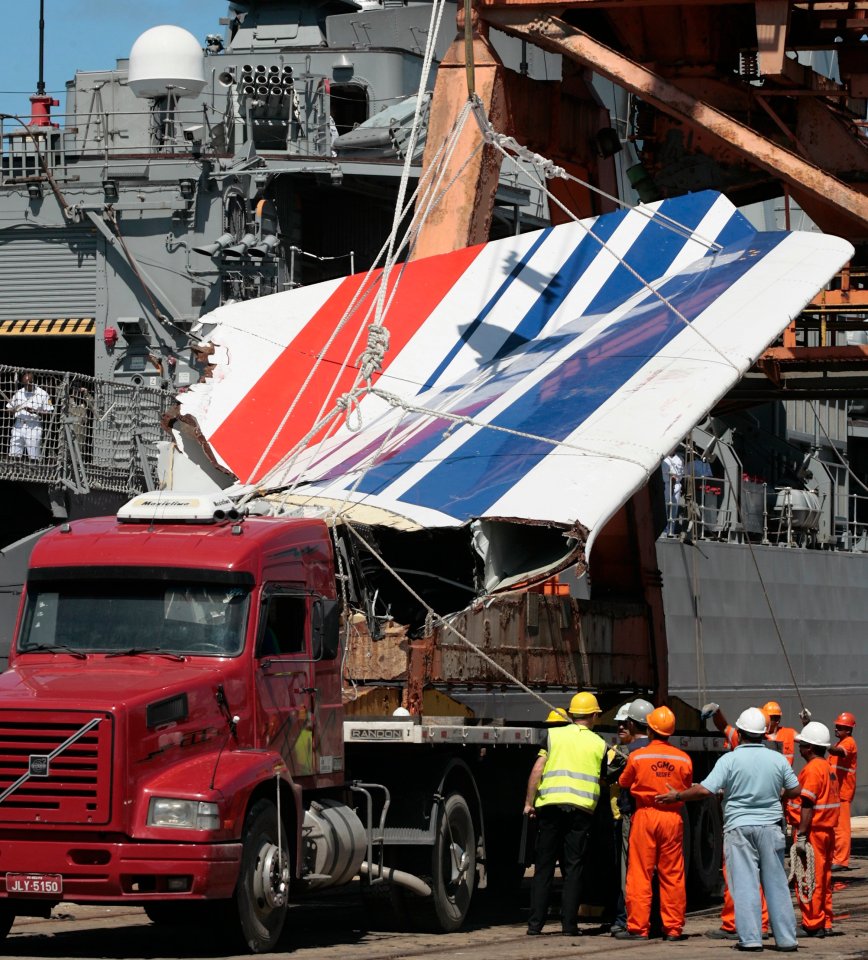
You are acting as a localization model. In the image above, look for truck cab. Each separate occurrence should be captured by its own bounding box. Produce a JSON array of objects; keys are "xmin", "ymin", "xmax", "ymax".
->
[{"xmin": 0, "ymin": 493, "xmax": 347, "ymax": 951}]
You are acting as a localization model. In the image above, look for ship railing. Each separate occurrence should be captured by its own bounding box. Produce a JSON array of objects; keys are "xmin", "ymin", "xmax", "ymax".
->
[
  {"xmin": 0, "ymin": 79, "xmax": 343, "ymax": 185},
  {"xmin": 0, "ymin": 107, "xmax": 212, "ymax": 184},
  {"xmin": 0, "ymin": 365, "xmax": 171, "ymax": 496},
  {"xmin": 665, "ymin": 475, "xmax": 736, "ymax": 541},
  {"xmin": 669, "ymin": 474, "xmax": 868, "ymax": 552}
]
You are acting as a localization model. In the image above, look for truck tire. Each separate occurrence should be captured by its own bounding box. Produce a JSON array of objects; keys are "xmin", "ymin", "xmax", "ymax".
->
[
  {"xmin": 406, "ymin": 792, "xmax": 476, "ymax": 933},
  {"xmin": 687, "ymin": 800, "xmax": 723, "ymax": 901},
  {"xmin": 0, "ymin": 907, "xmax": 13, "ymax": 941},
  {"xmin": 233, "ymin": 798, "xmax": 290, "ymax": 952}
]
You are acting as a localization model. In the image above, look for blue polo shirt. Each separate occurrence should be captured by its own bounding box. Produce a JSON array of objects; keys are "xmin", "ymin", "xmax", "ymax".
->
[{"xmin": 701, "ymin": 743, "xmax": 799, "ymax": 832}]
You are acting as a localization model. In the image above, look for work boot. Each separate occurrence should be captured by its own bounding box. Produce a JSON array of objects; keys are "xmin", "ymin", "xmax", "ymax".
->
[
  {"xmin": 613, "ymin": 930, "xmax": 648, "ymax": 941},
  {"xmin": 706, "ymin": 929, "xmax": 739, "ymax": 940},
  {"xmin": 664, "ymin": 933, "xmax": 688, "ymax": 941},
  {"xmin": 798, "ymin": 928, "xmax": 825, "ymax": 938}
]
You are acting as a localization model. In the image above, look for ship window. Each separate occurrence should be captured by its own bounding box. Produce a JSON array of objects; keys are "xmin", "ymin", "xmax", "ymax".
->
[{"xmin": 330, "ymin": 83, "xmax": 368, "ymax": 136}]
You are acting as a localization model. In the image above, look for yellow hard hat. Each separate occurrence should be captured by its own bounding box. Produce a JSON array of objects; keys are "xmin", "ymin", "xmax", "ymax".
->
[
  {"xmin": 569, "ymin": 691, "xmax": 601, "ymax": 715},
  {"xmin": 546, "ymin": 708, "xmax": 570, "ymax": 723},
  {"xmin": 647, "ymin": 706, "xmax": 676, "ymax": 737}
]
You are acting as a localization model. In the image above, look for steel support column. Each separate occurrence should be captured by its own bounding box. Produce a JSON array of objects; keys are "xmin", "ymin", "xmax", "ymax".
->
[{"xmin": 411, "ymin": 13, "xmax": 507, "ymax": 260}]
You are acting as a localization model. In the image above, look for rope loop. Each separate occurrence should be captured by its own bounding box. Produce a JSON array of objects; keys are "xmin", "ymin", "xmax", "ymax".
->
[{"xmin": 788, "ymin": 838, "xmax": 816, "ymax": 904}]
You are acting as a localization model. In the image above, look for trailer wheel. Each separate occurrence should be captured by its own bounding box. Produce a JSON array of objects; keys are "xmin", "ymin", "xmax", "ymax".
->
[
  {"xmin": 688, "ymin": 800, "xmax": 723, "ymax": 900},
  {"xmin": 233, "ymin": 798, "xmax": 290, "ymax": 952},
  {"xmin": 407, "ymin": 792, "xmax": 476, "ymax": 933}
]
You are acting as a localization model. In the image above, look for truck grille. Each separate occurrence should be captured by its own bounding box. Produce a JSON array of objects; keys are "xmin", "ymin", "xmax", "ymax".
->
[{"xmin": 0, "ymin": 710, "xmax": 113, "ymax": 824}]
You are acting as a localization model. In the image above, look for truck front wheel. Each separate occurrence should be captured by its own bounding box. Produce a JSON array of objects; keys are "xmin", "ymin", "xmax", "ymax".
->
[{"xmin": 234, "ymin": 798, "xmax": 290, "ymax": 952}]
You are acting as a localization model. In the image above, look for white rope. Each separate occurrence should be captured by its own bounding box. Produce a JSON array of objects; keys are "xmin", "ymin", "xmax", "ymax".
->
[
  {"xmin": 369, "ymin": 385, "xmax": 655, "ymax": 470},
  {"xmin": 371, "ymin": 0, "xmax": 448, "ymax": 332},
  {"xmin": 469, "ymin": 99, "xmax": 724, "ymax": 253}
]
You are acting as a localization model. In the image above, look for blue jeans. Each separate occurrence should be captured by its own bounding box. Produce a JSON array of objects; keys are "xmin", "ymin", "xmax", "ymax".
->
[{"xmin": 724, "ymin": 824, "xmax": 797, "ymax": 949}]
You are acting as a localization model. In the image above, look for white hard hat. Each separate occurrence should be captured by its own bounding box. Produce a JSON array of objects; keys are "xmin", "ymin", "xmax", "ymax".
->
[
  {"xmin": 392, "ymin": 706, "xmax": 411, "ymax": 717},
  {"xmin": 735, "ymin": 707, "xmax": 768, "ymax": 736},
  {"xmin": 614, "ymin": 702, "xmax": 633, "ymax": 722},
  {"xmin": 628, "ymin": 699, "xmax": 654, "ymax": 724},
  {"xmin": 796, "ymin": 721, "xmax": 831, "ymax": 749}
]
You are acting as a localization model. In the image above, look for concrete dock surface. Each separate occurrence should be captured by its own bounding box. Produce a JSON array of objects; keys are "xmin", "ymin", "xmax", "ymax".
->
[{"xmin": 4, "ymin": 820, "xmax": 868, "ymax": 959}]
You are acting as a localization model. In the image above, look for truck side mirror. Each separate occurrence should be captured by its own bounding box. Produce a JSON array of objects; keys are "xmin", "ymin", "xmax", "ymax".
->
[{"xmin": 311, "ymin": 598, "xmax": 340, "ymax": 661}]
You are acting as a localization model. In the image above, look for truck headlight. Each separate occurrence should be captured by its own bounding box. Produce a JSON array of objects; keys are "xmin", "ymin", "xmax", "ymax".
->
[{"xmin": 147, "ymin": 798, "xmax": 220, "ymax": 830}]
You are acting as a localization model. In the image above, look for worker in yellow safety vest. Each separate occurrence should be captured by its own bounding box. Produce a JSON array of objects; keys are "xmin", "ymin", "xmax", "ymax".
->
[{"xmin": 524, "ymin": 691, "xmax": 607, "ymax": 937}]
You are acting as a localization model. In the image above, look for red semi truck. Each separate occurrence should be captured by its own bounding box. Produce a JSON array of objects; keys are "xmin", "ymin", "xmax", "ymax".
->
[{"xmin": 0, "ymin": 491, "xmax": 724, "ymax": 952}]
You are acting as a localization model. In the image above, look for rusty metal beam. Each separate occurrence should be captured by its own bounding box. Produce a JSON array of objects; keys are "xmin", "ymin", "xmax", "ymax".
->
[
  {"xmin": 482, "ymin": 9, "xmax": 868, "ymax": 231},
  {"xmin": 411, "ymin": 26, "xmax": 506, "ymax": 260}
]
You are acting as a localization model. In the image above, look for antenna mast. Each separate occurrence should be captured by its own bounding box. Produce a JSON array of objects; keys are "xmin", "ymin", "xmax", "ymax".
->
[
  {"xmin": 37, "ymin": 0, "xmax": 45, "ymax": 95},
  {"xmin": 30, "ymin": 0, "xmax": 58, "ymax": 126}
]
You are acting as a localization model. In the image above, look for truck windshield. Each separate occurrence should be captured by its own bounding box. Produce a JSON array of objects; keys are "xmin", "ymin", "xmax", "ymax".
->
[{"xmin": 17, "ymin": 581, "xmax": 250, "ymax": 657}]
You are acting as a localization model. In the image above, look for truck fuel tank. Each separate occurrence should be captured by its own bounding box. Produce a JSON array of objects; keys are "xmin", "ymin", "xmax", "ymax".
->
[{"xmin": 302, "ymin": 799, "xmax": 366, "ymax": 889}]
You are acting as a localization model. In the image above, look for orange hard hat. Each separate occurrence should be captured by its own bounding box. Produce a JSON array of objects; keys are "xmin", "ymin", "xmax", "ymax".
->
[
  {"xmin": 762, "ymin": 701, "xmax": 782, "ymax": 716},
  {"xmin": 836, "ymin": 711, "xmax": 856, "ymax": 729},
  {"xmin": 647, "ymin": 706, "xmax": 676, "ymax": 737}
]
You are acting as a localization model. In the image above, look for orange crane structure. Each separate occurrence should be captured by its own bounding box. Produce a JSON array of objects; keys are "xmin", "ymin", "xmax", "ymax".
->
[{"xmin": 414, "ymin": 0, "xmax": 868, "ymax": 398}]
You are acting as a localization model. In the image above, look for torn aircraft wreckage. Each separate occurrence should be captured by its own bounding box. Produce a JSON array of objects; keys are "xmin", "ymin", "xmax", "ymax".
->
[{"xmin": 166, "ymin": 190, "xmax": 852, "ymax": 655}]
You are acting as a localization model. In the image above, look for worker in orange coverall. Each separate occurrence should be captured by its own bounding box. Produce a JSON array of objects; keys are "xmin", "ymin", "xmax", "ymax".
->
[
  {"xmin": 763, "ymin": 701, "xmax": 797, "ymax": 766},
  {"xmin": 830, "ymin": 712, "xmax": 857, "ymax": 870},
  {"xmin": 787, "ymin": 722, "xmax": 840, "ymax": 937},
  {"xmin": 615, "ymin": 706, "xmax": 692, "ymax": 942},
  {"xmin": 700, "ymin": 702, "xmax": 770, "ymax": 940}
]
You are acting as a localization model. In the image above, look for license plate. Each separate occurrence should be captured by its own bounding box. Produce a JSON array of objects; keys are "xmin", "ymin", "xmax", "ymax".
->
[{"xmin": 5, "ymin": 872, "xmax": 62, "ymax": 895}]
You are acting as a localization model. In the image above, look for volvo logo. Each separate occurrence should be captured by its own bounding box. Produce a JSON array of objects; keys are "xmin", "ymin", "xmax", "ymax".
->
[{"xmin": 28, "ymin": 755, "xmax": 49, "ymax": 777}]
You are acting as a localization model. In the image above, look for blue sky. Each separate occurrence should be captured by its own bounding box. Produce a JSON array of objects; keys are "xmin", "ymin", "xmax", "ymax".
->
[{"xmin": 0, "ymin": 1, "xmax": 222, "ymax": 117}]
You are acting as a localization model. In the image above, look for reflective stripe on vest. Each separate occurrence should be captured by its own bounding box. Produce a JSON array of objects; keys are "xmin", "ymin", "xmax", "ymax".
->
[{"xmin": 536, "ymin": 724, "xmax": 606, "ymax": 812}]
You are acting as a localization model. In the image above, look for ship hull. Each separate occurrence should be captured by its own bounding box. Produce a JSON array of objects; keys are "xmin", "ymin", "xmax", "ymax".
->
[{"xmin": 661, "ymin": 535, "xmax": 868, "ymax": 814}]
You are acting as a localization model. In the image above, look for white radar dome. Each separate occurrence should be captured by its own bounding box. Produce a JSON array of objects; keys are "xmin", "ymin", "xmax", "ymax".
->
[{"xmin": 128, "ymin": 25, "xmax": 206, "ymax": 99}]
